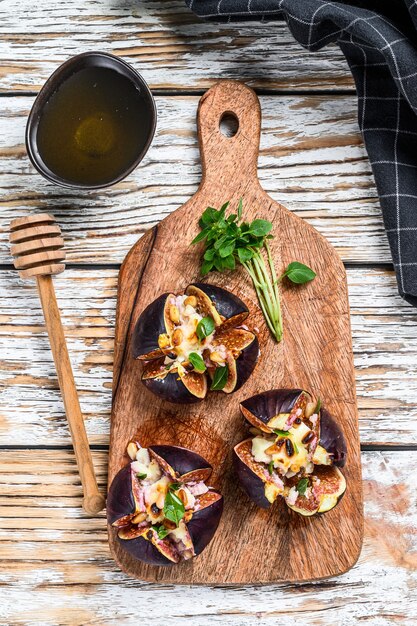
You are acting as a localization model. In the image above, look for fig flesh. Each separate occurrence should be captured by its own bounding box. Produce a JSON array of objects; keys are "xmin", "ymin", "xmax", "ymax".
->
[
  {"xmin": 234, "ymin": 389, "xmax": 347, "ymax": 516},
  {"xmin": 132, "ymin": 283, "xmax": 259, "ymax": 403},
  {"xmin": 107, "ymin": 443, "xmax": 223, "ymax": 566}
]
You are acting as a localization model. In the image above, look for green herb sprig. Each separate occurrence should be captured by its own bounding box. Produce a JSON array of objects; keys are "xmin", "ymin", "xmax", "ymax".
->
[
  {"xmin": 192, "ymin": 200, "xmax": 316, "ymax": 342},
  {"xmin": 163, "ymin": 484, "xmax": 185, "ymax": 526},
  {"xmin": 296, "ymin": 478, "xmax": 309, "ymax": 496},
  {"xmin": 196, "ymin": 316, "xmax": 215, "ymax": 341},
  {"xmin": 152, "ymin": 524, "xmax": 170, "ymax": 539},
  {"xmin": 210, "ymin": 364, "xmax": 229, "ymax": 391},
  {"xmin": 188, "ymin": 352, "xmax": 206, "ymax": 372}
]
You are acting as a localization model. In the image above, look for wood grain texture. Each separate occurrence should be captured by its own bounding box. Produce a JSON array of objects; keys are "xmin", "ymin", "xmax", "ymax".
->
[
  {"xmin": 2, "ymin": 267, "xmax": 417, "ymax": 447},
  {"xmin": 108, "ymin": 81, "xmax": 363, "ymax": 584},
  {"xmin": 0, "ymin": 449, "xmax": 415, "ymax": 625},
  {"xmin": 9, "ymin": 214, "xmax": 104, "ymax": 515},
  {"xmin": 0, "ymin": 94, "xmax": 387, "ymax": 266},
  {"xmin": 0, "ymin": 0, "xmax": 352, "ymax": 94}
]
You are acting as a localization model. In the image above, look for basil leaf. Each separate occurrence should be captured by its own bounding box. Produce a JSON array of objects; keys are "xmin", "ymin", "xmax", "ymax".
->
[
  {"xmin": 201, "ymin": 260, "xmax": 214, "ymax": 276},
  {"xmin": 237, "ymin": 247, "xmax": 253, "ymax": 263},
  {"xmin": 293, "ymin": 442, "xmax": 299, "ymax": 454},
  {"xmin": 200, "ymin": 206, "xmax": 219, "ymax": 226},
  {"xmin": 296, "ymin": 478, "xmax": 309, "ymax": 496},
  {"xmin": 219, "ymin": 241, "xmax": 235, "ymax": 258},
  {"xmin": 196, "ymin": 316, "xmax": 215, "ymax": 341},
  {"xmin": 188, "ymin": 352, "xmax": 206, "ymax": 373},
  {"xmin": 237, "ymin": 198, "xmax": 243, "ymax": 221},
  {"xmin": 249, "ymin": 219, "xmax": 273, "ymax": 237},
  {"xmin": 268, "ymin": 461, "xmax": 274, "ymax": 476},
  {"xmin": 283, "ymin": 262, "xmax": 316, "ymax": 285},
  {"xmin": 136, "ymin": 473, "xmax": 147, "ymax": 480},
  {"xmin": 163, "ymin": 490, "xmax": 185, "ymax": 525},
  {"xmin": 221, "ymin": 254, "xmax": 236, "ymax": 270},
  {"xmin": 169, "ymin": 482, "xmax": 183, "ymax": 491},
  {"xmin": 219, "ymin": 201, "xmax": 230, "ymax": 216},
  {"xmin": 273, "ymin": 429, "xmax": 289, "ymax": 437},
  {"xmin": 203, "ymin": 247, "xmax": 216, "ymax": 261},
  {"xmin": 152, "ymin": 524, "xmax": 170, "ymax": 539},
  {"xmin": 191, "ymin": 227, "xmax": 210, "ymax": 245},
  {"xmin": 314, "ymin": 398, "xmax": 321, "ymax": 414},
  {"xmin": 210, "ymin": 365, "xmax": 229, "ymax": 391}
]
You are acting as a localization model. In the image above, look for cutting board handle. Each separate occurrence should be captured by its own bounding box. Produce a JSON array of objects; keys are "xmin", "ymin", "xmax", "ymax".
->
[{"xmin": 197, "ymin": 80, "xmax": 261, "ymax": 188}]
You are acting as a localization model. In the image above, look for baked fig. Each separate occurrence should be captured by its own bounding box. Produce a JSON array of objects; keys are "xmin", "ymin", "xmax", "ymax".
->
[
  {"xmin": 107, "ymin": 442, "xmax": 223, "ymax": 565},
  {"xmin": 233, "ymin": 389, "xmax": 347, "ymax": 516},
  {"xmin": 284, "ymin": 466, "xmax": 346, "ymax": 516},
  {"xmin": 132, "ymin": 283, "xmax": 259, "ymax": 403}
]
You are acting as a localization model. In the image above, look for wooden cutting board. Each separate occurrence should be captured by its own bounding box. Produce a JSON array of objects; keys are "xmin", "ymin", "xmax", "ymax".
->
[{"xmin": 108, "ymin": 80, "xmax": 363, "ymax": 585}]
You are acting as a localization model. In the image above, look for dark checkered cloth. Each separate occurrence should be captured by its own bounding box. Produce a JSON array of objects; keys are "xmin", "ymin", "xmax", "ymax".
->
[{"xmin": 186, "ymin": 0, "xmax": 417, "ymax": 306}]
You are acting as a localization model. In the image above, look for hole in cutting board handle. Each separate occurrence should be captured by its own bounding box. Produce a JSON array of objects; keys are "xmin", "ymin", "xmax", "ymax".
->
[{"xmin": 219, "ymin": 112, "xmax": 239, "ymax": 138}]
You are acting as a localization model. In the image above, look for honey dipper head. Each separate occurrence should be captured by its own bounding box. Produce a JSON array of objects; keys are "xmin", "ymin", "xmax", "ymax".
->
[{"xmin": 9, "ymin": 213, "xmax": 66, "ymax": 279}]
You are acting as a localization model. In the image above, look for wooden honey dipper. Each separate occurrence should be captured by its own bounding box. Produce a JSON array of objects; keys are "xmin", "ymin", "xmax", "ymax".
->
[{"xmin": 10, "ymin": 213, "xmax": 105, "ymax": 516}]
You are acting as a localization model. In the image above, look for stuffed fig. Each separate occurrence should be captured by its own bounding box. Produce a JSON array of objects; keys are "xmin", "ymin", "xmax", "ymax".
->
[
  {"xmin": 234, "ymin": 389, "xmax": 347, "ymax": 516},
  {"xmin": 133, "ymin": 283, "xmax": 259, "ymax": 403},
  {"xmin": 107, "ymin": 441, "xmax": 223, "ymax": 565}
]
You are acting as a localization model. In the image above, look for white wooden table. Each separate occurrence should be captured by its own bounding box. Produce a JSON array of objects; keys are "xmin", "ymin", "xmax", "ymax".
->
[{"xmin": 0, "ymin": 1, "xmax": 416, "ymax": 624}]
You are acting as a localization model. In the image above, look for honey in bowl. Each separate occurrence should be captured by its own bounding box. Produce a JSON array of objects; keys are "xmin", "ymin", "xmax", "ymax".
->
[{"xmin": 26, "ymin": 53, "xmax": 156, "ymax": 188}]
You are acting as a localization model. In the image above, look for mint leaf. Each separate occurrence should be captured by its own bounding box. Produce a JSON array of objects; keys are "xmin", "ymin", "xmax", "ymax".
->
[
  {"xmin": 188, "ymin": 352, "xmax": 206, "ymax": 372},
  {"xmin": 163, "ymin": 490, "xmax": 185, "ymax": 526},
  {"xmin": 268, "ymin": 461, "xmax": 274, "ymax": 475},
  {"xmin": 196, "ymin": 316, "xmax": 215, "ymax": 341},
  {"xmin": 210, "ymin": 365, "xmax": 229, "ymax": 391},
  {"xmin": 136, "ymin": 473, "xmax": 147, "ymax": 480},
  {"xmin": 282, "ymin": 262, "xmax": 316, "ymax": 285},
  {"xmin": 296, "ymin": 478, "xmax": 309, "ymax": 496}
]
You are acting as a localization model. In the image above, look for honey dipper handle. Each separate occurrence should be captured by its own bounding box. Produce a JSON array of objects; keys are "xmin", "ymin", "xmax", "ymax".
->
[{"xmin": 36, "ymin": 275, "xmax": 105, "ymax": 516}]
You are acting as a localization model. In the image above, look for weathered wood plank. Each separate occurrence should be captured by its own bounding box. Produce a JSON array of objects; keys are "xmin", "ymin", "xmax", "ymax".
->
[
  {"xmin": 0, "ymin": 449, "xmax": 415, "ymax": 625},
  {"xmin": 0, "ymin": 94, "xmax": 386, "ymax": 266},
  {"xmin": 0, "ymin": 0, "xmax": 352, "ymax": 94},
  {"xmin": 1, "ymin": 267, "xmax": 417, "ymax": 446}
]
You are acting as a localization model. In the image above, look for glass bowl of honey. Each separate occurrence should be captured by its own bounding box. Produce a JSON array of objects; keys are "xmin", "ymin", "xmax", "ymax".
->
[{"xmin": 26, "ymin": 52, "xmax": 157, "ymax": 189}]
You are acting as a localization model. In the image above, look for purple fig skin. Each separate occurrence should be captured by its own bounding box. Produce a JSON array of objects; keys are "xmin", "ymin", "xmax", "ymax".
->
[
  {"xmin": 134, "ymin": 284, "xmax": 257, "ymax": 402},
  {"xmin": 106, "ymin": 465, "xmax": 136, "ymax": 526},
  {"xmin": 233, "ymin": 442, "xmax": 272, "ymax": 509},
  {"xmin": 108, "ymin": 445, "xmax": 223, "ymax": 565},
  {"xmin": 240, "ymin": 389, "xmax": 308, "ymax": 430},
  {"xmin": 235, "ymin": 336, "xmax": 260, "ymax": 392},
  {"xmin": 148, "ymin": 445, "xmax": 213, "ymax": 482},
  {"xmin": 187, "ymin": 493, "xmax": 224, "ymax": 555},
  {"xmin": 189, "ymin": 283, "xmax": 249, "ymax": 322},
  {"xmin": 142, "ymin": 373, "xmax": 203, "ymax": 404},
  {"xmin": 319, "ymin": 408, "xmax": 347, "ymax": 468},
  {"xmin": 132, "ymin": 293, "xmax": 170, "ymax": 359},
  {"xmin": 118, "ymin": 534, "xmax": 178, "ymax": 566}
]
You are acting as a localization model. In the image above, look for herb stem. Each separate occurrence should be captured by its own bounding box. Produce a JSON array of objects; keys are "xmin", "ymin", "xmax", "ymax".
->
[{"xmin": 265, "ymin": 241, "xmax": 283, "ymax": 337}]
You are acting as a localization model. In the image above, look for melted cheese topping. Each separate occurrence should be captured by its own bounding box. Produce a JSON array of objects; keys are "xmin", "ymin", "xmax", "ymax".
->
[
  {"xmin": 251, "ymin": 421, "xmax": 314, "ymax": 477},
  {"xmin": 164, "ymin": 295, "xmax": 227, "ymax": 372}
]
